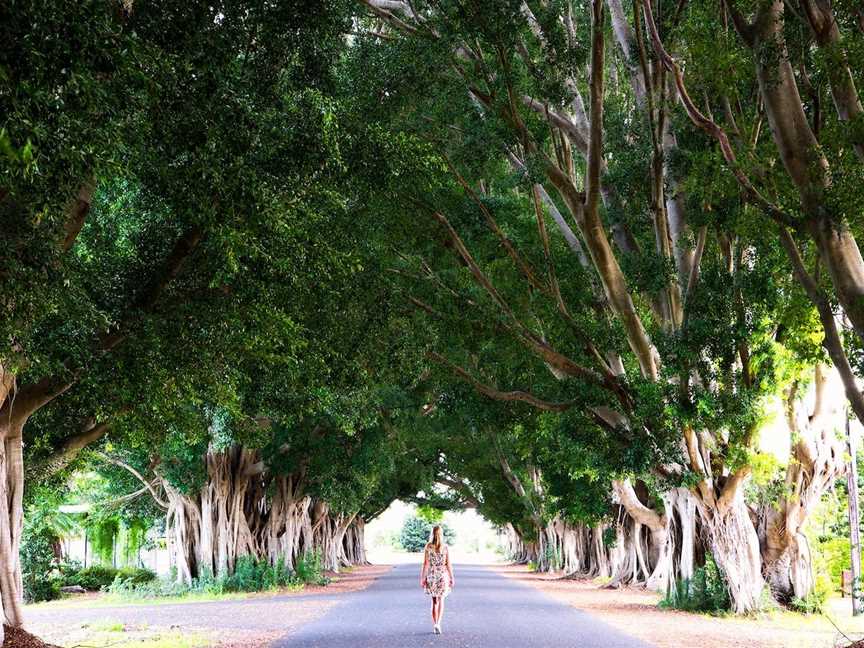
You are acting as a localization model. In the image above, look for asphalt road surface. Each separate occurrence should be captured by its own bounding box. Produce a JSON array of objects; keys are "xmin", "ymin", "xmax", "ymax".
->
[{"xmin": 273, "ymin": 563, "xmax": 651, "ymax": 648}]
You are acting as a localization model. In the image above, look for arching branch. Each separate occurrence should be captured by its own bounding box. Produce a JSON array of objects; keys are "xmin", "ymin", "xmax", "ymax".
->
[
  {"xmin": 429, "ymin": 352, "xmax": 575, "ymax": 412},
  {"xmin": 99, "ymin": 454, "xmax": 169, "ymax": 510}
]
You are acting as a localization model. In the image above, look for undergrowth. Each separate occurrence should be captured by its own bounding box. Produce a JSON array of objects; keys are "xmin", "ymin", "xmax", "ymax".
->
[
  {"xmin": 660, "ymin": 555, "xmax": 731, "ymax": 614},
  {"xmin": 105, "ymin": 551, "xmax": 329, "ymax": 601}
]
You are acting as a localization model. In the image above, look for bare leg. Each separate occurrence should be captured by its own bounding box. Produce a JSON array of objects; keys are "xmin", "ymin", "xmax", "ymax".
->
[
  {"xmin": 431, "ymin": 596, "xmax": 439, "ymax": 625},
  {"xmin": 438, "ymin": 597, "xmax": 446, "ymax": 626}
]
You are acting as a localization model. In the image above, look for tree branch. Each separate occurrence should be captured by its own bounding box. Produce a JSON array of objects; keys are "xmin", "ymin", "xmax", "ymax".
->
[
  {"xmin": 99, "ymin": 226, "xmax": 204, "ymax": 351},
  {"xmin": 26, "ymin": 418, "xmax": 113, "ymax": 479},
  {"xmin": 62, "ymin": 179, "xmax": 95, "ymax": 252},
  {"xmin": 585, "ymin": 0, "xmax": 606, "ymax": 229},
  {"xmin": 431, "ymin": 211, "xmax": 605, "ymax": 385},
  {"xmin": 522, "ymin": 96, "xmax": 589, "ymax": 153},
  {"xmin": 613, "ymin": 479, "xmax": 666, "ymax": 531},
  {"xmin": 642, "ymin": 0, "xmax": 799, "ymax": 230},
  {"xmin": 429, "ymin": 352, "xmax": 576, "ymax": 412},
  {"xmin": 778, "ymin": 228, "xmax": 864, "ymax": 425},
  {"xmin": 443, "ymin": 157, "xmax": 549, "ymax": 298},
  {"xmin": 3, "ymin": 376, "xmax": 75, "ymax": 429},
  {"xmin": 436, "ymin": 476, "xmax": 482, "ymax": 508},
  {"xmin": 100, "ymin": 454, "xmax": 169, "ymax": 510}
]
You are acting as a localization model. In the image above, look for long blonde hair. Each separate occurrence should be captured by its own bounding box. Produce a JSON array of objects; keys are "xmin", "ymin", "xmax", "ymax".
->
[{"xmin": 428, "ymin": 525, "xmax": 444, "ymax": 553}]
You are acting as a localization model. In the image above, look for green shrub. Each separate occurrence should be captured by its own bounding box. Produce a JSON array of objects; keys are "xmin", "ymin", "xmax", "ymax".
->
[
  {"xmin": 59, "ymin": 560, "xmax": 83, "ymax": 580},
  {"xmin": 23, "ymin": 570, "xmax": 61, "ymax": 603},
  {"xmin": 107, "ymin": 576, "xmax": 192, "ymax": 599},
  {"xmin": 660, "ymin": 555, "xmax": 731, "ymax": 614},
  {"xmin": 789, "ymin": 572, "xmax": 832, "ymax": 614},
  {"xmin": 107, "ymin": 555, "xmax": 319, "ymax": 600},
  {"xmin": 295, "ymin": 551, "xmax": 329, "ymax": 586},
  {"xmin": 813, "ymin": 536, "xmax": 852, "ymax": 592},
  {"xmin": 57, "ymin": 562, "xmax": 153, "ymax": 592},
  {"xmin": 544, "ymin": 544, "xmax": 561, "ymax": 571},
  {"xmin": 70, "ymin": 565, "xmax": 121, "ymax": 591},
  {"xmin": 20, "ymin": 526, "xmax": 61, "ymax": 602},
  {"xmin": 789, "ymin": 590, "xmax": 826, "ymax": 614},
  {"xmin": 116, "ymin": 566, "xmax": 157, "ymax": 585},
  {"xmin": 222, "ymin": 556, "xmax": 296, "ymax": 592},
  {"xmin": 399, "ymin": 516, "xmax": 430, "ymax": 552},
  {"xmin": 20, "ymin": 495, "xmax": 75, "ymax": 602}
]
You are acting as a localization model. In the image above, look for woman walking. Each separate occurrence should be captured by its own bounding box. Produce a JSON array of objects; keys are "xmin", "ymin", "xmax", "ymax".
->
[{"xmin": 420, "ymin": 525, "xmax": 454, "ymax": 634}]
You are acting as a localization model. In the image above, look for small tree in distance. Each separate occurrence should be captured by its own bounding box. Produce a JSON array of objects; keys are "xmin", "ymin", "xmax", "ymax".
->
[{"xmin": 399, "ymin": 514, "xmax": 456, "ymax": 553}]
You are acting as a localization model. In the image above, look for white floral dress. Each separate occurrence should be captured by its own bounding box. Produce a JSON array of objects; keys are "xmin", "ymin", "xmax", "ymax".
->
[{"xmin": 424, "ymin": 546, "xmax": 451, "ymax": 598}]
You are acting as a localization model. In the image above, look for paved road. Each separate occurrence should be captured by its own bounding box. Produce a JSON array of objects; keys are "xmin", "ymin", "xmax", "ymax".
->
[{"xmin": 272, "ymin": 563, "xmax": 651, "ymax": 648}]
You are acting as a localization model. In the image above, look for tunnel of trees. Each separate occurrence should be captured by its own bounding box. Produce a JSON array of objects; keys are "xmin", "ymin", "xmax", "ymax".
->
[{"xmin": 3, "ymin": 0, "xmax": 864, "ymax": 640}]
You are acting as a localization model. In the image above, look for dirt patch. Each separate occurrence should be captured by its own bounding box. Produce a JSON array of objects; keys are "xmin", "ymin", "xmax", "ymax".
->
[
  {"xmin": 3, "ymin": 625, "xmax": 60, "ymax": 648},
  {"xmin": 303, "ymin": 563, "xmax": 392, "ymax": 596},
  {"xmin": 496, "ymin": 565, "xmax": 858, "ymax": 648},
  {"xmin": 213, "ymin": 629, "xmax": 283, "ymax": 647}
]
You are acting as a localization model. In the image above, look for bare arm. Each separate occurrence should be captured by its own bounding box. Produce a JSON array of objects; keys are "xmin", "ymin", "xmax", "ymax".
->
[
  {"xmin": 446, "ymin": 546, "xmax": 455, "ymax": 587},
  {"xmin": 420, "ymin": 546, "xmax": 429, "ymax": 587}
]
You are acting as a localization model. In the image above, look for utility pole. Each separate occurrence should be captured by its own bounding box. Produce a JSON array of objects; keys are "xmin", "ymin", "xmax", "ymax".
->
[{"xmin": 847, "ymin": 414, "xmax": 863, "ymax": 615}]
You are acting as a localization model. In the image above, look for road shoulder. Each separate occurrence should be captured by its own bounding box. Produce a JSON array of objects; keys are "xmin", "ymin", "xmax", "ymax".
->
[
  {"xmin": 495, "ymin": 564, "xmax": 857, "ymax": 648},
  {"xmin": 23, "ymin": 564, "xmax": 393, "ymax": 648}
]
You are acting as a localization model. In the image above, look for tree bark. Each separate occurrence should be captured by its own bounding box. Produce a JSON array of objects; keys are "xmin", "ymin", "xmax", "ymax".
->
[
  {"xmin": 0, "ymin": 427, "xmax": 24, "ymax": 628},
  {"xmin": 746, "ymin": 1, "xmax": 864, "ymax": 340},
  {"xmin": 757, "ymin": 367, "xmax": 846, "ymax": 602},
  {"xmin": 343, "ymin": 518, "xmax": 369, "ymax": 566},
  {"xmin": 701, "ymin": 491, "xmax": 765, "ymax": 613},
  {"xmin": 162, "ymin": 447, "xmax": 368, "ymax": 582}
]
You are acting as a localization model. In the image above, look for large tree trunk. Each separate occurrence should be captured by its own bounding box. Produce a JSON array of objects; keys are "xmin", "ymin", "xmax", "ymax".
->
[
  {"xmin": 310, "ymin": 501, "xmax": 358, "ymax": 572},
  {"xmin": 504, "ymin": 523, "xmax": 541, "ymax": 565},
  {"xmin": 262, "ymin": 477, "xmax": 312, "ymax": 571},
  {"xmin": 0, "ymin": 427, "xmax": 24, "ymax": 629},
  {"xmin": 163, "ymin": 447, "xmax": 262, "ymax": 582},
  {"xmin": 611, "ymin": 479, "xmax": 687, "ymax": 591},
  {"xmin": 701, "ymin": 493, "xmax": 765, "ymax": 613},
  {"xmin": 556, "ymin": 520, "xmax": 591, "ymax": 575},
  {"xmin": 587, "ymin": 522, "xmax": 613, "ymax": 578},
  {"xmin": 163, "ymin": 448, "xmax": 253, "ymax": 580},
  {"xmin": 504, "ymin": 523, "xmax": 529, "ymax": 563},
  {"xmin": 799, "ymin": 0, "xmax": 864, "ymax": 159},
  {"xmin": 342, "ymin": 518, "xmax": 369, "ymax": 566},
  {"xmin": 0, "ymin": 373, "xmax": 65, "ymax": 627},
  {"xmin": 758, "ymin": 367, "xmax": 846, "ymax": 602},
  {"xmin": 204, "ymin": 448, "xmax": 258, "ymax": 577},
  {"xmin": 534, "ymin": 521, "xmax": 553, "ymax": 571},
  {"xmin": 163, "ymin": 484, "xmax": 201, "ymax": 585},
  {"xmin": 0, "ymin": 370, "xmax": 14, "ymax": 646},
  {"xmin": 163, "ymin": 447, "xmax": 366, "ymax": 580},
  {"xmin": 761, "ymin": 533, "xmax": 813, "ymax": 604},
  {"xmin": 656, "ymin": 488, "xmax": 698, "ymax": 591},
  {"xmin": 0, "ymin": 383, "xmax": 28, "ymax": 630},
  {"xmin": 604, "ymin": 514, "xmax": 648, "ymax": 588}
]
